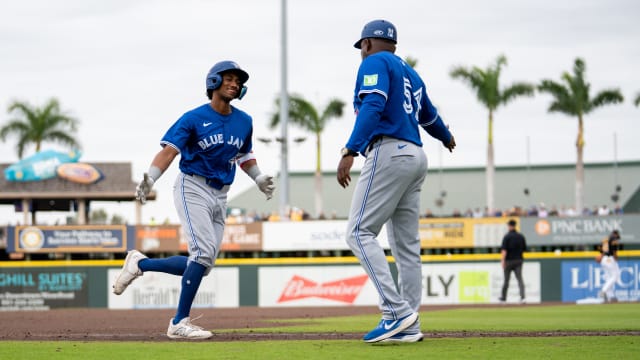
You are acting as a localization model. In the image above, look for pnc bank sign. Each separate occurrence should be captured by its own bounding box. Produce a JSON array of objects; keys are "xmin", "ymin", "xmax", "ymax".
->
[{"xmin": 523, "ymin": 216, "xmax": 631, "ymax": 246}]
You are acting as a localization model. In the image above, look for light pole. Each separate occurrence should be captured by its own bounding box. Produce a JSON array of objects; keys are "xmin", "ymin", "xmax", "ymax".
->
[{"xmin": 279, "ymin": 0, "xmax": 290, "ymax": 219}]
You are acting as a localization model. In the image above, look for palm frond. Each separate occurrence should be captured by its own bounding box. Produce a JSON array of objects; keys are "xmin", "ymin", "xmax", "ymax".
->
[{"xmin": 591, "ymin": 90, "xmax": 624, "ymax": 108}]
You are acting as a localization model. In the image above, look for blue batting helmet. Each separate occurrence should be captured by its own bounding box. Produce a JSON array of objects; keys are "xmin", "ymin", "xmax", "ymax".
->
[
  {"xmin": 205, "ymin": 61, "xmax": 249, "ymax": 99},
  {"xmin": 354, "ymin": 19, "xmax": 397, "ymax": 49}
]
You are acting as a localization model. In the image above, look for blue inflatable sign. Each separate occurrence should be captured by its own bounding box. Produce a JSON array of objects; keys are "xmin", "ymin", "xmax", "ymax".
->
[{"xmin": 4, "ymin": 149, "xmax": 81, "ymax": 182}]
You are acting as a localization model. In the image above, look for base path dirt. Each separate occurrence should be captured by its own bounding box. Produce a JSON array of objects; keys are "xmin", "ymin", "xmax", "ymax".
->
[{"xmin": 0, "ymin": 304, "xmax": 634, "ymax": 341}]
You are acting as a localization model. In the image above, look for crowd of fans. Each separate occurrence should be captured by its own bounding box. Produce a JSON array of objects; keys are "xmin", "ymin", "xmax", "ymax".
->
[
  {"xmin": 225, "ymin": 203, "xmax": 625, "ymax": 224},
  {"xmin": 427, "ymin": 203, "xmax": 624, "ymax": 219}
]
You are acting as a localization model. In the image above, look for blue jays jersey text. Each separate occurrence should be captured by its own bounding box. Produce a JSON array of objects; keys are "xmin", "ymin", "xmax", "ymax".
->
[
  {"xmin": 160, "ymin": 104, "xmax": 253, "ymax": 185},
  {"xmin": 346, "ymin": 51, "xmax": 451, "ymax": 154}
]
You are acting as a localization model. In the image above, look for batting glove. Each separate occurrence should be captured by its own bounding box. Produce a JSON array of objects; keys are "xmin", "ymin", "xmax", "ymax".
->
[
  {"xmin": 255, "ymin": 174, "xmax": 275, "ymax": 200},
  {"xmin": 135, "ymin": 173, "xmax": 154, "ymax": 204}
]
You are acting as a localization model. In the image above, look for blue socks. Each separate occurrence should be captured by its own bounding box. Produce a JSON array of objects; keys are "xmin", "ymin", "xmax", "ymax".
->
[
  {"xmin": 173, "ymin": 261, "xmax": 206, "ymax": 324},
  {"xmin": 134, "ymin": 256, "xmax": 207, "ymax": 325},
  {"xmin": 138, "ymin": 256, "xmax": 188, "ymax": 276}
]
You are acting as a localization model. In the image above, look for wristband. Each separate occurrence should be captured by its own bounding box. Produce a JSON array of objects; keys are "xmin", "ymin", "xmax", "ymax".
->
[
  {"xmin": 147, "ymin": 165, "xmax": 162, "ymax": 182},
  {"xmin": 245, "ymin": 165, "xmax": 262, "ymax": 181}
]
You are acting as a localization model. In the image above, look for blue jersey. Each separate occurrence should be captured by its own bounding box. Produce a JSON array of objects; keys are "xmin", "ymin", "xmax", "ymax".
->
[
  {"xmin": 160, "ymin": 103, "xmax": 253, "ymax": 186},
  {"xmin": 346, "ymin": 51, "xmax": 451, "ymax": 154}
]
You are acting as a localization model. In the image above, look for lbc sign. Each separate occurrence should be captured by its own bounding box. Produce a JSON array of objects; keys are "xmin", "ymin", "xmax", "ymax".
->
[{"xmin": 561, "ymin": 260, "xmax": 640, "ymax": 302}]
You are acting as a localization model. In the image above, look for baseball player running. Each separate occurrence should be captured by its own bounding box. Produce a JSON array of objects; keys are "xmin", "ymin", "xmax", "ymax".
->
[
  {"xmin": 599, "ymin": 230, "xmax": 621, "ymax": 302},
  {"xmin": 113, "ymin": 60, "xmax": 274, "ymax": 339},
  {"xmin": 337, "ymin": 19, "xmax": 455, "ymax": 343}
]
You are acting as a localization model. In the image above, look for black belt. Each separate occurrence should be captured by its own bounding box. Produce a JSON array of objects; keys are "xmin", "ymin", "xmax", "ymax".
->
[
  {"xmin": 366, "ymin": 135, "xmax": 384, "ymax": 153},
  {"xmin": 189, "ymin": 174, "xmax": 225, "ymax": 190}
]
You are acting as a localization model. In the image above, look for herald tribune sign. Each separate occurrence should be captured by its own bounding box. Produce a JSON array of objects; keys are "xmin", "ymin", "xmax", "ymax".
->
[{"xmin": 561, "ymin": 260, "xmax": 640, "ymax": 302}]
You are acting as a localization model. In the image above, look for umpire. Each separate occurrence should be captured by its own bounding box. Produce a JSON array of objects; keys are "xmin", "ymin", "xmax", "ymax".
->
[{"xmin": 499, "ymin": 219, "xmax": 527, "ymax": 303}]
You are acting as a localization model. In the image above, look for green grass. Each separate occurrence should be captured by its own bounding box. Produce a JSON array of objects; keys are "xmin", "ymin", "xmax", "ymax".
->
[
  {"xmin": 224, "ymin": 303, "xmax": 640, "ymax": 333},
  {"xmin": 1, "ymin": 303, "xmax": 638, "ymax": 360}
]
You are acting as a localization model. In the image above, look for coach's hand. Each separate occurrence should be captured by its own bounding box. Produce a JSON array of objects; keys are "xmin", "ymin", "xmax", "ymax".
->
[
  {"xmin": 337, "ymin": 156, "xmax": 354, "ymax": 188},
  {"xmin": 445, "ymin": 135, "xmax": 456, "ymax": 153},
  {"xmin": 135, "ymin": 173, "xmax": 154, "ymax": 205},
  {"xmin": 256, "ymin": 174, "xmax": 275, "ymax": 200}
]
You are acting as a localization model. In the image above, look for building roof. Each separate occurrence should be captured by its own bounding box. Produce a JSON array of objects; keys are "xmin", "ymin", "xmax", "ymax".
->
[
  {"xmin": 228, "ymin": 160, "xmax": 640, "ymax": 218},
  {"xmin": 0, "ymin": 162, "xmax": 155, "ymax": 206}
]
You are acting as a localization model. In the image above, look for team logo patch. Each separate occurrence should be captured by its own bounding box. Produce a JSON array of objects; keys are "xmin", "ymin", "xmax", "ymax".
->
[{"xmin": 363, "ymin": 74, "xmax": 378, "ymax": 86}]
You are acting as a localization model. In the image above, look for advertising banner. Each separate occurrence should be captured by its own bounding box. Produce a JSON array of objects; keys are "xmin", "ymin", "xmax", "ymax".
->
[
  {"xmin": 419, "ymin": 218, "xmax": 510, "ymax": 248},
  {"xmin": 107, "ymin": 267, "xmax": 239, "ymax": 309},
  {"xmin": 0, "ymin": 268, "xmax": 89, "ymax": 310},
  {"xmin": 8, "ymin": 225, "xmax": 128, "ymax": 253},
  {"xmin": 421, "ymin": 262, "xmax": 541, "ymax": 305},
  {"xmin": 222, "ymin": 222, "xmax": 263, "ymax": 251},
  {"xmin": 258, "ymin": 266, "xmax": 379, "ymax": 307},
  {"xmin": 135, "ymin": 225, "xmax": 182, "ymax": 253},
  {"xmin": 261, "ymin": 220, "xmax": 389, "ymax": 252},
  {"xmin": 561, "ymin": 260, "xmax": 640, "ymax": 302},
  {"xmin": 521, "ymin": 214, "xmax": 638, "ymax": 246}
]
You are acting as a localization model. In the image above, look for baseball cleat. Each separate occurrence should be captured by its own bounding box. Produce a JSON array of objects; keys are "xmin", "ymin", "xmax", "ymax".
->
[
  {"xmin": 379, "ymin": 331, "xmax": 424, "ymax": 343},
  {"xmin": 112, "ymin": 250, "xmax": 147, "ymax": 295},
  {"xmin": 363, "ymin": 312, "xmax": 418, "ymax": 343},
  {"xmin": 167, "ymin": 317, "xmax": 213, "ymax": 339}
]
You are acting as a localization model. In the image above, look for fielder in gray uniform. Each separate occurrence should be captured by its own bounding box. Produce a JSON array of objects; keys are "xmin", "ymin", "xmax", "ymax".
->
[
  {"xmin": 112, "ymin": 60, "xmax": 274, "ymax": 340},
  {"xmin": 337, "ymin": 20, "xmax": 456, "ymax": 343}
]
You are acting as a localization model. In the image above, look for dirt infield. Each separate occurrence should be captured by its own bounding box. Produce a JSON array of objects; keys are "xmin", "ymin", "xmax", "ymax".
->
[{"xmin": 0, "ymin": 304, "xmax": 634, "ymax": 341}]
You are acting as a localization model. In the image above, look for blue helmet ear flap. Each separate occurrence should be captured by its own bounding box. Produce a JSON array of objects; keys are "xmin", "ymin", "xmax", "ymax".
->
[
  {"xmin": 206, "ymin": 73, "xmax": 223, "ymax": 91},
  {"xmin": 238, "ymin": 85, "xmax": 247, "ymax": 100}
]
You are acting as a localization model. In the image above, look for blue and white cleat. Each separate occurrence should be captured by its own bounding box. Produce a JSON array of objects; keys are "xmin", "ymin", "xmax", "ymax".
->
[{"xmin": 363, "ymin": 312, "xmax": 418, "ymax": 343}]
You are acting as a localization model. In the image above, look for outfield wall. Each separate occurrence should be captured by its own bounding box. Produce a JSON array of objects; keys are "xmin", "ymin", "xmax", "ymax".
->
[
  {"xmin": 1, "ymin": 252, "xmax": 639, "ymax": 311},
  {"xmin": 4, "ymin": 214, "xmax": 639, "ymax": 256}
]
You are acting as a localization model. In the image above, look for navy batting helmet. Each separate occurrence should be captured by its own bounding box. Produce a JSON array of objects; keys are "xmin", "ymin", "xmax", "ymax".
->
[
  {"xmin": 354, "ymin": 19, "xmax": 397, "ymax": 49},
  {"xmin": 206, "ymin": 61, "xmax": 249, "ymax": 99}
]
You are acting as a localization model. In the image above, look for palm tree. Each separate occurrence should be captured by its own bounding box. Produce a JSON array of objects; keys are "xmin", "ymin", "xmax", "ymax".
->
[
  {"xmin": 404, "ymin": 56, "xmax": 418, "ymax": 68},
  {"xmin": 0, "ymin": 98, "xmax": 81, "ymax": 159},
  {"xmin": 450, "ymin": 55, "xmax": 535, "ymax": 214},
  {"xmin": 538, "ymin": 58, "xmax": 624, "ymax": 213},
  {"xmin": 270, "ymin": 94, "xmax": 345, "ymax": 217}
]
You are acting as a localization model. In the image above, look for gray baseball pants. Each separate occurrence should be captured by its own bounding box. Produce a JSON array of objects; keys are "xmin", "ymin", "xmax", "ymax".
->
[
  {"xmin": 346, "ymin": 137, "xmax": 427, "ymax": 331},
  {"xmin": 173, "ymin": 173, "xmax": 229, "ymax": 275}
]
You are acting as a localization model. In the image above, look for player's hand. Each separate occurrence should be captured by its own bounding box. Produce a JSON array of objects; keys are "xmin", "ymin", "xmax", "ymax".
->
[
  {"xmin": 135, "ymin": 173, "xmax": 154, "ymax": 205},
  {"xmin": 445, "ymin": 135, "xmax": 456, "ymax": 152},
  {"xmin": 337, "ymin": 156, "xmax": 354, "ymax": 188},
  {"xmin": 255, "ymin": 174, "xmax": 275, "ymax": 200}
]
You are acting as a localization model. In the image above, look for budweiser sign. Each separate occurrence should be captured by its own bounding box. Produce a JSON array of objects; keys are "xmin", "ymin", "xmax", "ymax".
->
[{"xmin": 277, "ymin": 274, "xmax": 369, "ymax": 304}]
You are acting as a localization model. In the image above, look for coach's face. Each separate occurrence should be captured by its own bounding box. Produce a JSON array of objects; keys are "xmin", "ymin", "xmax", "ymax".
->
[{"xmin": 360, "ymin": 38, "xmax": 371, "ymax": 60}]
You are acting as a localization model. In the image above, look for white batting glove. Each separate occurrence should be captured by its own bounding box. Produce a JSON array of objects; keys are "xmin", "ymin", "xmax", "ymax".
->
[
  {"xmin": 255, "ymin": 174, "xmax": 275, "ymax": 200},
  {"xmin": 135, "ymin": 173, "xmax": 154, "ymax": 204}
]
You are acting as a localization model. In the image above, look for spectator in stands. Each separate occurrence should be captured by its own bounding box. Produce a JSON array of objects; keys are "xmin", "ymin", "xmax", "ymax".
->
[
  {"xmin": 537, "ymin": 203, "xmax": 548, "ymax": 218},
  {"xmin": 598, "ymin": 205, "xmax": 611, "ymax": 216}
]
